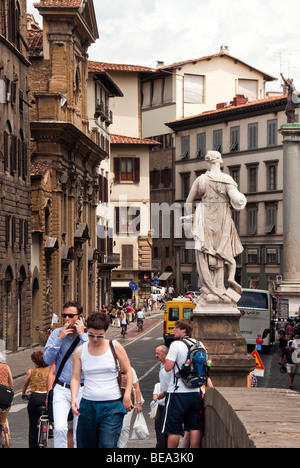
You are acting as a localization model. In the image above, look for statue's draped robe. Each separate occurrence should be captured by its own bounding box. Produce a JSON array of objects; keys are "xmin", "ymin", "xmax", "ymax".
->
[{"xmin": 191, "ymin": 172, "xmax": 246, "ymax": 299}]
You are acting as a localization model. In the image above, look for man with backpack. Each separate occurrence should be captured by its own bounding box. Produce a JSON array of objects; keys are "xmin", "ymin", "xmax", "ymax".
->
[{"xmin": 162, "ymin": 318, "xmax": 207, "ymax": 448}]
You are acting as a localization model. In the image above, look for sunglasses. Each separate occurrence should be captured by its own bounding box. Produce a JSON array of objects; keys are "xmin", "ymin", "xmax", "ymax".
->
[
  {"xmin": 62, "ymin": 313, "xmax": 79, "ymax": 319},
  {"xmin": 88, "ymin": 333, "xmax": 105, "ymax": 339}
]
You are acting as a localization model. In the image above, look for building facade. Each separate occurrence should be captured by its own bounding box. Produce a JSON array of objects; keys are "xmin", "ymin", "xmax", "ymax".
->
[
  {"xmin": 28, "ymin": 0, "xmax": 105, "ymax": 341},
  {"xmin": 142, "ymin": 46, "xmax": 276, "ymax": 293},
  {"xmin": 166, "ymin": 94, "xmax": 296, "ymax": 297},
  {"xmin": 0, "ymin": 0, "xmax": 31, "ymax": 351}
]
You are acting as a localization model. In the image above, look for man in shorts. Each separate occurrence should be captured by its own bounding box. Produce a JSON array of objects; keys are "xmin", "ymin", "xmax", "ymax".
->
[{"xmin": 162, "ymin": 319, "xmax": 203, "ymax": 448}]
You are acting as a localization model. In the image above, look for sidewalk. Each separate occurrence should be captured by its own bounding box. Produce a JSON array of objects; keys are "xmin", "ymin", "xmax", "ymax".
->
[{"xmin": 6, "ymin": 312, "xmax": 162, "ymax": 379}]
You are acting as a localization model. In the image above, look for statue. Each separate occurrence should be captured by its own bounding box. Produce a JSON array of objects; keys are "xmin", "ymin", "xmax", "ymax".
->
[
  {"xmin": 281, "ymin": 73, "xmax": 300, "ymax": 123},
  {"xmin": 183, "ymin": 151, "xmax": 246, "ymax": 306}
]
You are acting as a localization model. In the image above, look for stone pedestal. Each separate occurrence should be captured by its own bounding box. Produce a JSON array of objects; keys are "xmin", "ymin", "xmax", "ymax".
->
[
  {"xmin": 277, "ymin": 124, "xmax": 300, "ymax": 313},
  {"xmin": 192, "ymin": 305, "xmax": 255, "ymax": 387}
]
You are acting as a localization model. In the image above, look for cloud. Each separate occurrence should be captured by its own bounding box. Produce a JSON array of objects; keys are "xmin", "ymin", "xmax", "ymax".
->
[{"xmin": 27, "ymin": 0, "xmax": 300, "ymax": 91}]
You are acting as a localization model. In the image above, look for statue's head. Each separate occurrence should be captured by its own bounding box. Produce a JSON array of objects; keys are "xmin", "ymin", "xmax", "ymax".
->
[{"xmin": 205, "ymin": 150, "xmax": 223, "ymax": 164}]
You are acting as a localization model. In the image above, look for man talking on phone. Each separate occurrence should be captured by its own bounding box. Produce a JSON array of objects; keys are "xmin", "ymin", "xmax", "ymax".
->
[{"xmin": 43, "ymin": 301, "xmax": 88, "ymax": 448}]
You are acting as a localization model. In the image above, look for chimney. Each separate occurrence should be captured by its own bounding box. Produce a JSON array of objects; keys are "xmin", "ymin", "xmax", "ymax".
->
[
  {"xmin": 220, "ymin": 43, "xmax": 229, "ymax": 54},
  {"xmin": 156, "ymin": 61, "xmax": 164, "ymax": 68},
  {"xmin": 231, "ymin": 94, "xmax": 248, "ymax": 107}
]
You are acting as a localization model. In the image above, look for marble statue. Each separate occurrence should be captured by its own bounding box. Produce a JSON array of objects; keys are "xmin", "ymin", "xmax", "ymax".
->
[
  {"xmin": 281, "ymin": 73, "xmax": 299, "ymax": 124},
  {"xmin": 183, "ymin": 151, "xmax": 247, "ymax": 306}
]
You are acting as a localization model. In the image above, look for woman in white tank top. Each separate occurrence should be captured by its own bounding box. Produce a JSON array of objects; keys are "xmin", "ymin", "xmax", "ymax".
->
[{"xmin": 71, "ymin": 312, "xmax": 133, "ymax": 448}]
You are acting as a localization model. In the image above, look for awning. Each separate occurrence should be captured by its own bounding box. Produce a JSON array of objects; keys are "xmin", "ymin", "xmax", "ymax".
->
[
  {"xmin": 158, "ymin": 272, "xmax": 173, "ymax": 281},
  {"xmin": 111, "ymin": 281, "xmax": 132, "ymax": 288}
]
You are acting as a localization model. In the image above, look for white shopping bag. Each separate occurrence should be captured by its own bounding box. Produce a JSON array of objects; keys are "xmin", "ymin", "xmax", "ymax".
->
[{"xmin": 131, "ymin": 412, "xmax": 149, "ymax": 440}]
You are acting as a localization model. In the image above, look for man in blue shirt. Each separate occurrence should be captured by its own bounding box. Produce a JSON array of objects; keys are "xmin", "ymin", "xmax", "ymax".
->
[{"xmin": 44, "ymin": 301, "xmax": 87, "ymax": 448}]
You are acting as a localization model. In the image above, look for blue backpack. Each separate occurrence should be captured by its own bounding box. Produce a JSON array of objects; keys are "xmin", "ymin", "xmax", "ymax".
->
[{"xmin": 175, "ymin": 338, "xmax": 208, "ymax": 389}]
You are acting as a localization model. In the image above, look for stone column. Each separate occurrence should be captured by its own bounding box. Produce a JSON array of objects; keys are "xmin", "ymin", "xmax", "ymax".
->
[
  {"xmin": 193, "ymin": 305, "xmax": 255, "ymax": 387},
  {"xmin": 277, "ymin": 124, "xmax": 300, "ymax": 312}
]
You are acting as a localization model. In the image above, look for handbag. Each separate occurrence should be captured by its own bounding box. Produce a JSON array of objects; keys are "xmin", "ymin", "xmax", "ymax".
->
[
  {"xmin": 48, "ymin": 335, "xmax": 80, "ymax": 423},
  {"xmin": 0, "ymin": 384, "xmax": 14, "ymax": 410},
  {"xmin": 109, "ymin": 340, "xmax": 134, "ymax": 405}
]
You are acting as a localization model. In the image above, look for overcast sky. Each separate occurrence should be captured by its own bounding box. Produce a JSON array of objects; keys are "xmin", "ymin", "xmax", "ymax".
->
[{"xmin": 27, "ymin": 0, "xmax": 300, "ymax": 93}]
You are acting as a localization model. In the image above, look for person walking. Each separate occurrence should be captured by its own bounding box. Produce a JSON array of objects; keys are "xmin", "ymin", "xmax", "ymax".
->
[
  {"xmin": 71, "ymin": 312, "xmax": 133, "ymax": 448},
  {"xmin": 118, "ymin": 367, "xmax": 143, "ymax": 448},
  {"xmin": 162, "ymin": 319, "xmax": 204, "ymax": 448},
  {"xmin": 0, "ymin": 350, "xmax": 14, "ymax": 447},
  {"xmin": 22, "ymin": 351, "xmax": 50, "ymax": 448},
  {"xmin": 43, "ymin": 301, "xmax": 87, "ymax": 448},
  {"xmin": 153, "ymin": 345, "xmax": 172, "ymax": 448}
]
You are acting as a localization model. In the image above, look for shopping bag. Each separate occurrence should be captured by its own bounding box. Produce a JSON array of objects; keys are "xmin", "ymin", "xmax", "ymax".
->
[
  {"xmin": 131, "ymin": 412, "xmax": 149, "ymax": 440},
  {"xmin": 149, "ymin": 400, "xmax": 158, "ymax": 419}
]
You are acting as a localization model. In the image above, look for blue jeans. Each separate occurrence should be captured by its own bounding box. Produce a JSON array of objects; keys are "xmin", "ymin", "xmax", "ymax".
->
[{"xmin": 76, "ymin": 398, "xmax": 126, "ymax": 448}]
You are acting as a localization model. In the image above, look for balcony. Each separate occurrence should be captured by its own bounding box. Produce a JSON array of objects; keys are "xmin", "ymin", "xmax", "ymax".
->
[
  {"xmin": 94, "ymin": 100, "xmax": 113, "ymax": 125},
  {"xmin": 118, "ymin": 259, "xmax": 161, "ymax": 271},
  {"xmin": 98, "ymin": 252, "xmax": 120, "ymax": 269}
]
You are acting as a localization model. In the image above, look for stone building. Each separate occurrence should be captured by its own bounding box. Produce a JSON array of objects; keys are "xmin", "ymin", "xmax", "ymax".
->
[
  {"xmin": 166, "ymin": 94, "xmax": 294, "ymax": 296},
  {"xmin": 0, "ymin": 0, "xmax": 32, "ymax": 351},
  {"xmin": 28, "ymin": 0, "xmax": 105, "ymax": 340}
]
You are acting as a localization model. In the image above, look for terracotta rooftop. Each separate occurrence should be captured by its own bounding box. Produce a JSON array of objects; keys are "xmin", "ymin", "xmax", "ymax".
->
[
  {"xmin": 111, "ymin": 134, "xmax": 160, "ymax": 146},
  {"xmin": 27, "ymin": 30, "xmax": 43, "ymax": 56},
  {"xmin": 89, "ymin": 61, "xmax": 155, "ymax": 74},
  {"xmin": 31, "ymin": 161, "xmax": 52, "ymax": 177},
  {"xmin": 167, "ymin": 94, "xmax": 286, "ymax": 125}
]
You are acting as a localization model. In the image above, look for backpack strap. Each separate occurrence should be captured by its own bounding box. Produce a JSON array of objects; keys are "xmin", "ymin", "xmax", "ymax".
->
[
  {"xmin": 173, "ymin": 337, "xmax": 193, "ymax": 391},
  {"xmin": 54, "ymin": 335, "xmax": 80, "ymax": 384}
]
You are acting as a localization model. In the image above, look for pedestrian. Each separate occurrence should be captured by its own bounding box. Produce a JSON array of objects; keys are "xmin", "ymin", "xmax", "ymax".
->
[
  {"xmin": 0, "ymin": 350, "xmax": 14, "ymax": 447},
  {"xmin": 277, "ymin": 330, "xmax": 287, "ymax": 372},
  {"xmin": 153, "ymin": 345, "xmax": 172, "ymax": 448},
  {"xmin": 21, "ymin": 351, "xmax": 50, "ymax": 448},
  {"xmin": 118, "ymin": 367, "xmax": 143, "ymax": 448},
  {"xmin": 71, "ymin": 312, "xmax": 133, "ymax": 448},
  {"xmin": 43, "ymin": 301, "xmax": 87, "ymax": 448},
  {"xmin": 285, "ymin": 340, "xmax": 297, "ymax": 389},
  {"xmin": 162, "ymin": 318, "xmax": 204, "ymax": 448}
]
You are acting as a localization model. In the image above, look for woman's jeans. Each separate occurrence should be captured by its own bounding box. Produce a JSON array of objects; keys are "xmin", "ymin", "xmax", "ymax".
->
[{"xmin": 76, "ymin": 398, "xmax": 126, "ymax": 448}]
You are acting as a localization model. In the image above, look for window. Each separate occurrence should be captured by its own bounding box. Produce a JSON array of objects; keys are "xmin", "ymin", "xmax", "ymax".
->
[
  {"xmin": 150, "ymin": 169, "xmax": 160, "ymax": 189},
  {"xmin": 229, "ymin": 166, "xmax": 240, "ymax": 187},
  {"xmin": 114, "ymin": 157, "xmax": 140, "ymax": 183},
  {"xmin": 264, "ymin": 247, "xmax": 280, "ymax": 264},
  {"xmin": 115, "ymin": 207, "xmax": 140, "ymax": 236},
  {"xmin": 248, "ymin": 123, "xmax": 258, "ymax": 149},
  {"xmin": 230, "ymin": 126, "xmax": 240, "ymax": 151},
  {"xmin": 247, "ymin": 248, "xmax": 260, "ymax": 264},
  {"xmin": 152, "ymin": 79, "xmax": 163, "ymax": 106},
  {"xmin": 161, "ymin": 167, "xmax": 172, "ymax": 188},
  {"xmin": 267, "ymin": 119, "xmax": 278, "ymax": 147},
  {"xmin": 265, "ymin": 203, "xmax": 277, "ymax": 234},
  {"xmin": 196, "ymin": 133, "xmax": 206, "ymax": 158},
  {"xmin": 180, "ymin": 136, "xmax": 190, "ymax": 160},
  {"xmin": 181, "ymin": 172, "xmax": 190, "ymax": 199},
  {"xmin": 184, "ymin": 75, "xmax": 204, "ymax": 103},
  {"xmin": 213, "ymin": 130, "xmax": 222, "ymax": 152},
  {"xmin": 266, "ymin": 161, "xmax": 278, "ymax": 191},
  {"xmin": 122, "ymin": 244, "xmax": 133, "ymax": 269},
  {"xmin": 247, "ymin": 205, "xmax": 257, "ymax": 235},
  {"xmin": 247, "ymin": 164, "xmax": 258, "ymax": 192}
]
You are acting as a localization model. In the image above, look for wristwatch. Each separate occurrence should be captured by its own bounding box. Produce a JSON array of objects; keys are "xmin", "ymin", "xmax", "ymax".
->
[{"xmin": 136, "ymin": 402, "xmax": 142, "ymax": 405}]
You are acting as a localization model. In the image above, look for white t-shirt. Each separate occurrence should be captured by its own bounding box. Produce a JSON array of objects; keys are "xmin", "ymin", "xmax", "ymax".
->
[{"xmin": 166, "ymin": 338, "xmax": 203, "ymax": 393}]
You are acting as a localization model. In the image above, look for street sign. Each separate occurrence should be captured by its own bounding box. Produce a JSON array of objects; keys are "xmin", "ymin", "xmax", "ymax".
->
[
  {"xmin": 144, "ymin": 274, "xmax": 150, "ymax": 281},
  {"xmin": 129, "ymin": 281, "xmax": 138, "ymax": 291},
  {"xmin": 252, "ymin": 349, "xmax": 265, "ymax": 377},
  {"xmin": 152, "ymin": 279, "xmax": 159, "ymax": 285}
]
